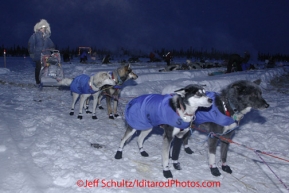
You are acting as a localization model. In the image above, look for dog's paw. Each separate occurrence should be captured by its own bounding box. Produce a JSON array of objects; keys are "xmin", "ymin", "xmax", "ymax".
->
[
  {"xmin": 92, "ymin": 115, "xmax": 97, "ymax": 119},
  {"xmin": 115, "ymin": 151, "xmax": 122, "ymax": 159},
  {"xmin": 184, "ymin": 147, "xmax": 194, "ymax": 154},
  {"xmin": 163, "ymin": 170, "xmax": 173, "ymax": 179},
  {"xmin": 98, "ymin": 105, "xmax": 104, "ymax": 110},
  {"xmin": 210, "ymin": 167, "xmax": 221, "ymax": 176},
  {"xmin": 140, "ymin": 151, "xmax": 149, "ymax": 157},
  {"xmin": 77, "ymin": 115, "xmax": 83, "ymax": 120},
  {"xmin": 109, "ymin": 114, "xmax": 114, "ymax": 119},
  {"xmin": 222, "ymin": 165, "xmax": 232, "ymax": 174},
  {"xmin": 69, "ymin": 112, "xmax": 74, "ymax": 116},
  {"xmin": 173, "ymin": 162, "xmax": 182, "ymax": 170}
]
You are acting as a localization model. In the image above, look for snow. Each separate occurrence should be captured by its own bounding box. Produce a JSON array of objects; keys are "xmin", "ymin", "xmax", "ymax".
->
[{"xmin": 0, "ymin": 56, "xmax": 289, "ymax": 193}]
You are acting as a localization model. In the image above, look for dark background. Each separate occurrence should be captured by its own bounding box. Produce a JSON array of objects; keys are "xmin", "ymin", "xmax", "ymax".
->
[{"xmin": 1, "ymin": 0, "xmax": 288, "ymax": 59}]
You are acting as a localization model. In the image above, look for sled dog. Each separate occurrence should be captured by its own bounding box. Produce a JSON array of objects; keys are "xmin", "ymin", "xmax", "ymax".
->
[
  {"xmin": 98, "ymin": 64, "xmax": 138, "ymax": 119},
  {"xmin": 180, "ymin": 80, "xmax": 269, "ymax": 176},
  {"xmin": 58, "ymin": 72, "xmax": 115, "ymax": 119},
  {"xmin": 114, "ymin": 84, "xmax": 213, "ymax": 178}
]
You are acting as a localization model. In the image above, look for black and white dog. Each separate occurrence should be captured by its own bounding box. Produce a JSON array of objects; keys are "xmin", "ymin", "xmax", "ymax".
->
[
  {"xmin": 114, "ymin": 84, "xmax": 213, "ymax": 178},
  {"xmin": 178, "ymin": 80, "xmax": 269, "ymax": 176}
]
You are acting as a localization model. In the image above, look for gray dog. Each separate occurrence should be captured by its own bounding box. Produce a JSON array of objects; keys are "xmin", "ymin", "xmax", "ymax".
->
[
  {"xmin": 97, "ymin": 64, "xmax": 138, "ymax": 119},
  {"xmin": 174, "ymin": 79, "xmax": 269, "ymax": 176}
]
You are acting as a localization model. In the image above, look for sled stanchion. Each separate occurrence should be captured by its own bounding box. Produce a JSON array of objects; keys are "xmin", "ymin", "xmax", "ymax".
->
[{"xmin": 40, "ymin": 50, "xmax": 64, "ymax": 88}]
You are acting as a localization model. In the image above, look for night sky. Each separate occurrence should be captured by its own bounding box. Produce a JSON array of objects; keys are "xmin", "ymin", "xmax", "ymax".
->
[{"xmin": 1, "ymin": 0, "xmax": 288, "ymax": 56}]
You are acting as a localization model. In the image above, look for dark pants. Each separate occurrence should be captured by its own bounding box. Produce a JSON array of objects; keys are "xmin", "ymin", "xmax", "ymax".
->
[
  {"xmin": 166, "ymin": 59, "xmax": 171, "ymax": 66},
  {"xmin": 35, "ymin": 61, "xmax": 41, "ymax": 84}
]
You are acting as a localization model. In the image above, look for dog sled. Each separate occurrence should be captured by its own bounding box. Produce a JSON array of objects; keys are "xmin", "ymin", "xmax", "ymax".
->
[{"xmin": 40, "ymin": 50, "xmax": 64, "ymax": 87}]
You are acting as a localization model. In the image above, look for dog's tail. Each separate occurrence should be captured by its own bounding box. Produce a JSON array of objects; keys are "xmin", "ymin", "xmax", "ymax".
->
[{"xmin": 57, "ymin": 78, "xmax": 73, "ymax": 86}]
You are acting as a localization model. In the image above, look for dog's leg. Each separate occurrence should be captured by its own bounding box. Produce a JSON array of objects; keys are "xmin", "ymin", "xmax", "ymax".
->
[
  {"xmin": 70, "ymin": 93, "xmax": 79, "ymax": 116},
  {"xmin": 171, "ymin": 128, "xmax": 190, "ymax": 170},
  {"xmin": 85, "ymin": 96, "xmax": 92, "ymax": 114},
  {"xmin": 171, "ymin": 136, "xmax": 183, "ymax": 170},
  {"xmin": 106, "ymin": 96, "xmax": 114, "ymax": 119},
  {"xmin": 78, "ymin": 94, "xmax": 90, "ymax": 119},
  {"xmin": 113, "ymin": 90, "xmax": 120, "ymax": 118},
  {"xmin": 208, "ymin": 137, "xmax": 221, "ymax": 176},
  {"xmin": 137, "ymin": 128, "xmax": 152, "ymax": 157},
  {"xmin": 115, "ymin": 126, "xmax": 136, "ymax": 159},
  {"xmin": 113, "ymin": 98, "xmax": 119, "ymax": 118},
  {"xmin": 161, "ymin": 125, "xmax": 175, "ymax": 179},
  {"xmin": 182, "ymin": 130, "xmax": 194, "ymax": 154},
  {"xmin": 92, "ymin": 92, "xmax": 101, "ymax": 119},
  {"xmin": 97, "ymin": 91, "xmax": 104, "ymax": 109},
  {"xmin": 220, "ymin": 133, "xmax": 234, "ymax": 174}
]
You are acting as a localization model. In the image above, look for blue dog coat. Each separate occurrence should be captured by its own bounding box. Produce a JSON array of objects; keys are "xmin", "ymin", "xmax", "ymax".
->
[
  {"xmin": 70, "ymin": 74, "xmax": 97, "ymax": 94},
  {"xmin": 125, "ymin": 94, "xmax": 191, "ymax": 130},
  {"xmin": 194, "ymin": 92, "xmax": 235, "ymax": 126}
]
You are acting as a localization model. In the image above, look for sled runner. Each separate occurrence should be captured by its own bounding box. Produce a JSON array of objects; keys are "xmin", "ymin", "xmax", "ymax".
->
[{"xmin": 40, "ymin": 50, "xmax": 64, "ymax": 87}]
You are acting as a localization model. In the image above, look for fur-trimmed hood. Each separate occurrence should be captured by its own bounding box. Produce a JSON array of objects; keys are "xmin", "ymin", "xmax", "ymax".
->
[{"xmin": 33, "ymin": 19, "xmax": 51, "ymax": 37}]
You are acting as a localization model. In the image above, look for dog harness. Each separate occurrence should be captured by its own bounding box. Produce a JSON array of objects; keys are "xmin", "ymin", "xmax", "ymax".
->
[
  {"xmin": 194, "ymin": 92, "xmax": 235, "ymax": 126},
  {"xmin": 70, "ymin": 74, "xmax": 98, "ymax": 94},
  {"xmin": 125, "ymin": 94, "xmax": 191, "ymax": 130}
]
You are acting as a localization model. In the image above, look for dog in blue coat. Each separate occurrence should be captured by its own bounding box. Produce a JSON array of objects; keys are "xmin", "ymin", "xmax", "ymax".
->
[
  {"xmin": 58, "ymin": 72, "xmax": 116, "ymax": 119},
  {"xmin": 114, "ymin": 84, "xmax": 213, "ymax": 178}
]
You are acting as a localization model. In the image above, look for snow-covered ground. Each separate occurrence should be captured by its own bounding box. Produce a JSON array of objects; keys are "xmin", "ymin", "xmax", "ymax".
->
[{"xmin": 0, "ymin": 57, "xmax": 289, "ymax": 193}]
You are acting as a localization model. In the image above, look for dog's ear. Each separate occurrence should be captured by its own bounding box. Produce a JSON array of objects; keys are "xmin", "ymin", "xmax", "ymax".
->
[
  {"xmin": 253, "ymin": 79, "xmax": 261, "ymax": 85},
  {"xmin": 124, "ymin": 63, "xmax": 130, "ymax": 69},
  {"xmin": 174, "ymin": 88, "xmax": 186, "ymax": 97}
]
